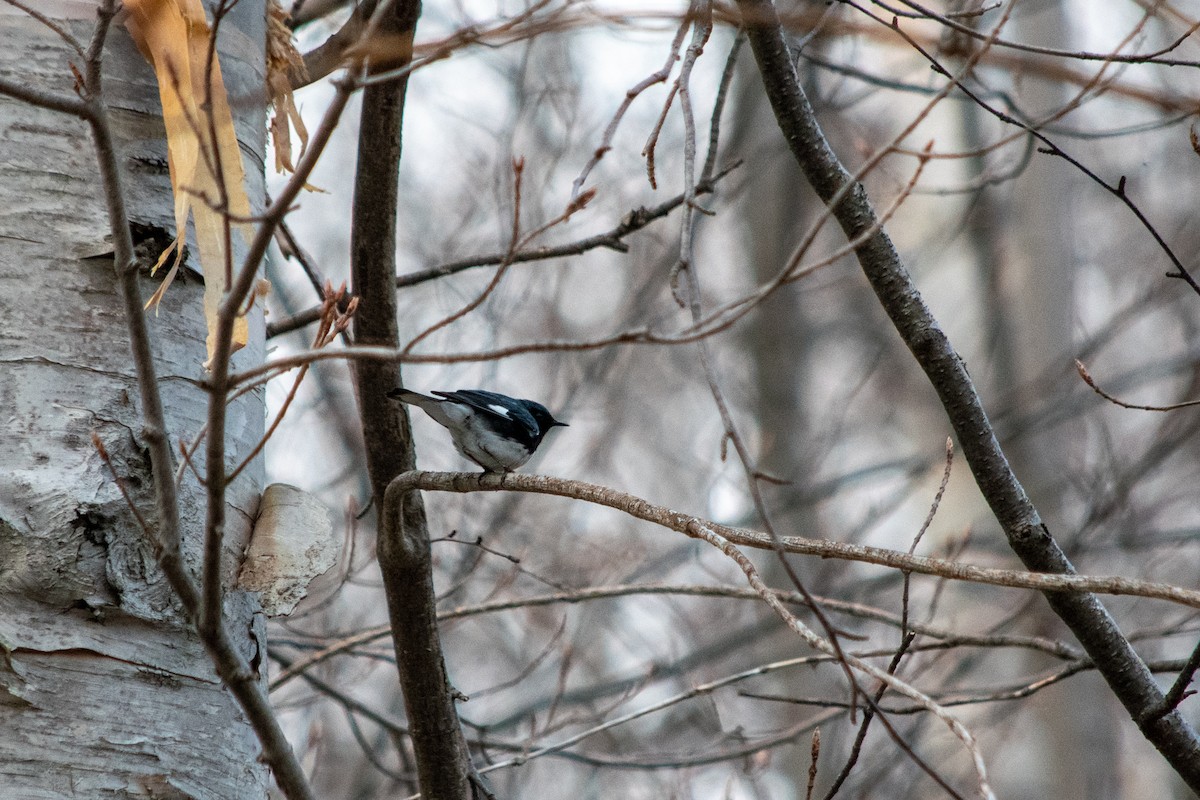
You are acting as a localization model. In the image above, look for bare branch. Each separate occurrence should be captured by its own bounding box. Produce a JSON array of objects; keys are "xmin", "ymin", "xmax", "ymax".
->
[
  {"xmin": 1076, "ymin": 358, "xmax": 1200, "ymax": 412},
  {"xmin": 390, "ymin": 470, "xmax": 1200, "ymax": 606},
  {"xmin": 347, "ymin": 0, "xmax": 474, "ymax": 796},
  {"xmin": 266, "ymin": 163, "xmax": 740, "ymax": 339},
  {"xmin": 392, "ymin": 470, "xmax": 994, "ymax": 796},
  {"xmin": 736, "ymin": 0, "xmax": 1200, "ymax": 787},
  {"xmin": 77, "ymin": 1, "xmax": 315, "ymax": 796}
]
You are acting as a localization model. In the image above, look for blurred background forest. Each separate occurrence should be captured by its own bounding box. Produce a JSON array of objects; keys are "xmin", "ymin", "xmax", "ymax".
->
[{"xmin": 261, "ymin": 1, "xmax": 1200, "ymax": 797}]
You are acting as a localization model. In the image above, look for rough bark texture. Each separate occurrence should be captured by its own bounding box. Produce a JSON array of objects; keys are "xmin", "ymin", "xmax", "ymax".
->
[
  {"xmin": 736, "ymin": 0, "xmax": 1200, "ymax": 789},
  {"xmin": 348, "ymin": 1, "xmax": 474, "ymax": 797},
  {"xmin": 380, "ymin": 476, "xmax": 473, "ymax": 798},
  {"xmin": 0, "ymin": 3, "xmax": 269, "ymax": 796}
]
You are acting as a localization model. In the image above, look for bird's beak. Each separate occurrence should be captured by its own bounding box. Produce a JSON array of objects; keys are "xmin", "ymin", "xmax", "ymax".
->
[{"xmin": 554, "ymin": 420, "xmax": 569, "ymax": 427}]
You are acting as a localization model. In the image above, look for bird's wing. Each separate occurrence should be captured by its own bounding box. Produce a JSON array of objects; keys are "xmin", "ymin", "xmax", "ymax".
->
[{"xmin": 434, "ymin": 390, "xmax": 539, "ymax": 438}]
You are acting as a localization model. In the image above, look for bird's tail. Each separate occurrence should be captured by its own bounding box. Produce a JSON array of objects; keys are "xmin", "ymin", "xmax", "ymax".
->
[
  {"xmin": 388, "ymin": 388, "xmax": 458, "ymax": 430},
  {"xmin": 386, "ymin": 388, "xmax": 429, "ymax": 400},
  {"xmin": 387, "ymin": 388, "xmax": 437, "ymax": 406}
]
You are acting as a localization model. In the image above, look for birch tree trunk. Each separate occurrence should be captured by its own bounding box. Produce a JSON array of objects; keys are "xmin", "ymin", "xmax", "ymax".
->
[{"xmin": 0, "ymin": 2, "xmax": 269, "ymax": 796}]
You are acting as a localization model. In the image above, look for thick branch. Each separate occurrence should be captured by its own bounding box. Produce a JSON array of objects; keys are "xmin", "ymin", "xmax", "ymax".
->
[
  {"xmin": 379, "ymin": 477, "xmax": 474, "ymax": 792},
  {"xmin": 387, "ymin": 471, "xmax": 1200, "ymax": 609},
  {"xmin": 735, "ymin": 0, "xmax": 1200, "ymax": 787},
  {"xmin": 348, "ymin": 1, "xmax": 473, "ymax": 797}
]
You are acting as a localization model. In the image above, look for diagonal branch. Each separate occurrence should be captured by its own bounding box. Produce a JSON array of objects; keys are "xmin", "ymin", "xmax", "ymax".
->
[{"xmin": 734, "ymin": 0, "xmax": 1200, "ymax": 789}]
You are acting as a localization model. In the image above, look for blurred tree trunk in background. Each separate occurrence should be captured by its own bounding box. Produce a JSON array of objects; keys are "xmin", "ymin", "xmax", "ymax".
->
[
  {"xmin": 975, "ymin": 3, "xmax": 1094, "ymax": 796},
  {"xmin": 731, "ymin": 31, "xmax": 832, "ymax": 792}
]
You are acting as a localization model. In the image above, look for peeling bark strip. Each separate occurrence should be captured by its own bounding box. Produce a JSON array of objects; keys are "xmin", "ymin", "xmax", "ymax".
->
[{"xmin": 734, "ymin": 0, "xmax": 1200, "ymax": 788}]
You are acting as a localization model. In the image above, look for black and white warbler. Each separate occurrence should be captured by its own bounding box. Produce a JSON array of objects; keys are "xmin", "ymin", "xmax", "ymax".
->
[{"xmin": 388, "ymin": 388, "xmax": 568, "ymax": 473}]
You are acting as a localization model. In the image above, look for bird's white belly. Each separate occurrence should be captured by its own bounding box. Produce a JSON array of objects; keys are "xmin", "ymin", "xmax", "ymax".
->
[{"xmin": 447, "ymin": 412, "xmax": 531, "ymax": 472}]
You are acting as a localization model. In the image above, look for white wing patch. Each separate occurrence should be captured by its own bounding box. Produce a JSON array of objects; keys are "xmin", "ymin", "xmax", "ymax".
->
[{"xmin": 487, "ymin": 403, "xmax": 513, "ymax": 418}]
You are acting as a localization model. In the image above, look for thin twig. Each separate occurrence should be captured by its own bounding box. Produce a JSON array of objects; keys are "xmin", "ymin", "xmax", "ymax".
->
[
  {"xmin": 1, "ymin": 0, "xmax": 86, "ymax": 58},
  {"xmin": 1152, "ymin": 637, "xmax": 1200, "ymax": 719},
  {"xmin": 265, "ymin": 164, "xmax": 740, "ymax": 339},
  {"xmin": 1076, "ymin": 359, "xmax": 1200, "ymax": 412},
  {"xmin": 806, "ymin": 730, "xmax": 821, "ymax": 800},
  {"xmin": 642, "ymin": 82, "xmax": 679, "ymax": 189},
  {"xmin": 572, "ymin": 11, "xmax": 693, "ymax": 199},
  {"xmin": 821, "ymin": 632, "xmax": 919, "ymax": 800},
  {"xmin": 78, "ymin": 1, "xmax": 316, "ymax": 797},
  {"xmin": 701, "ymin": 30, "xmax": 745, "ymax": 183},
  {"xmin": 0, "ymin": 75, "xmax": 87, "ymax": 116},
  {"xmin": 91, "ymin": 432, "xmax": 153, "ymax": 535},
  {"xmin": 911, "ymin": 438, "xmax": 954, "ymax": 557}
]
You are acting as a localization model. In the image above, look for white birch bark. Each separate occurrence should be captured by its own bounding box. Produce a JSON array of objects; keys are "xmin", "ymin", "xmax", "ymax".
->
[{"xmin": 0, "ymin": 2, "xmax": 270, "ymax": 796}]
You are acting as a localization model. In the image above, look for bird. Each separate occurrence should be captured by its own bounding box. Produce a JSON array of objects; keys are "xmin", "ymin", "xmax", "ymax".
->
[{"xmin": 388, "ymin": 387, "xmax": 568, "ymax": 473}]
